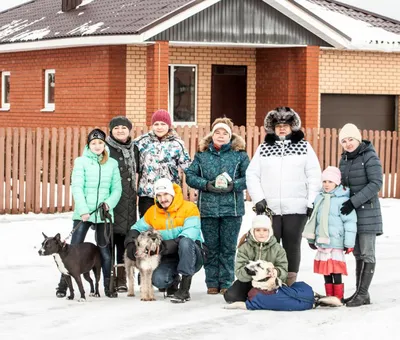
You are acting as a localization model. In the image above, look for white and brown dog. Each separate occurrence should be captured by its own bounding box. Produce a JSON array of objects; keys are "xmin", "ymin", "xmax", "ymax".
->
[{"xmin": 124, "ymin": 228, "xmax": 162, "ymax": 301}]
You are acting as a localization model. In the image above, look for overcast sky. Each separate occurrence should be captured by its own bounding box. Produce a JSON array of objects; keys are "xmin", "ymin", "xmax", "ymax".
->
[{"xmin": 0, "ymin": 0, "xmax": 399, "ymax": 20}]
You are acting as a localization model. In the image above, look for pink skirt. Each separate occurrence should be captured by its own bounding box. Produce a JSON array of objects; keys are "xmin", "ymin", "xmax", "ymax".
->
[{"xmin": 313, "ymin": 248, "xmax": 348, "ymax": 275}]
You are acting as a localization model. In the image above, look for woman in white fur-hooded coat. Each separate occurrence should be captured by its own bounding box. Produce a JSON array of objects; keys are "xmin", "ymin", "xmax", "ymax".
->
[{"xmin": 246, "ymin": 107, "xmax": 321, "ymax": 285}]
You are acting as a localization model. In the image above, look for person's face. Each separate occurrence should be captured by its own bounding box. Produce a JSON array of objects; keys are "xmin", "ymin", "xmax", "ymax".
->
[
  {"xmin": 152, "ymin": 121, "xmax": 169, "ymax": 138},
  {"xmin": 341, "ymin": 137, "xmax": 360, "ymax": 153},
  {"xmin": 89, "ymin": 139, "xmax": 105, "ymax": 155},
  {"xmin": 253, "ymin": 228, "xmax": 269, "ymax": 242},
  {"xmin": 274, "ymin": 123, "xmax": 292, "ymax": 137},
  {"xmin": 323, "ymin": 180, "xmax": 337, "ymax": 193},
  {"xmin": 112, "ymin": 125, "xmax": 130, "ymax": 143},
  {"xmin": 156, "ymin": 192, "xmax": 174, "ymax": 209},
  {"xmin": 212, "ymin": 128, "xmax": 230, "ymax": 147}
]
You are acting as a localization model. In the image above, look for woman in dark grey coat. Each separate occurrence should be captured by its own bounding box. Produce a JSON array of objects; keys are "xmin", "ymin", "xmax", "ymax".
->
[
  {"xmin": 338, "ymin": 123, "xmax": 383, "ymax": 307},
  {"xmin": 106, "ymin": 116, "xmax": 139, "ymax": 292}
]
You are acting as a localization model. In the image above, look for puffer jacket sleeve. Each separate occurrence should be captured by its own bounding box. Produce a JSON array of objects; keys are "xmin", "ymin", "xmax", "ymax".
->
[
  {"xmin": 305, "ymin": 143, "xmax": 322, "ymax": 207},
  {"xmin": 132, "ymin": 216, "xmax": 151, "ymax": 233},
  {"xmin": 235, "ymin": 244, "xmax": 252, "ymax": 282},
  {"xmin": 273, "ymin": 246, "xmax": 288, "ymax": 283},
  {"xmin": 233, "ymin": 151, "xmax": 250, "ymax": 192},
  {"xmin": 350, "ymin": 150, "xmax": 383, "ymax": 208},
  {"xmin": 71, "ymin": 157, "xmax": 90, "ymax": 217},
  {"xmin": 340, "ymin": 206, "xmax": 357, "ymax": 248},
  {"xmin": 185, "ymin": 153, "xmax": 208, "ymax": 190},
  {"xmin": 179, "ymin": 204, "xmax": 201, "ymax": 240},
  {"xmin": 104, "ymin": 161, "xmax": 122, "ymax": 210},
  {"xmin": 245, "ymin": 145, "xmax": 265, "ymax": 204}
]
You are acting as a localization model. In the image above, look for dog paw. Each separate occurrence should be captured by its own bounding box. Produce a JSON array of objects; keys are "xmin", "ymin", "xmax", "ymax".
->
[
  {"xmin": 127, "ymin": 293, "xmax": 135, "ymax": 297},
  {"xmin": 66, "ymin": 296, "xmax": 74, "ymax": 300},
  {"xmin": 90, "ymin": 293, "xmax": 101, "ymax": 298},
  {"xmin": 141, "ymin": 298, "xmax": 156, "ymax": 301},
  {"xmin": 77, "ymin": 298, "xmax": 86, "ymax": 303}
]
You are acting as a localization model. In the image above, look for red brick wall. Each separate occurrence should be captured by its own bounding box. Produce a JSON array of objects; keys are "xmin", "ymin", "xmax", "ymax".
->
[
  {"xmin": 255, "ymin": 46, "xmax": 319, "ymax": 128},
  {"xmin": 0, "ymin": 45, "xmax": 126, "ymax": 127}
]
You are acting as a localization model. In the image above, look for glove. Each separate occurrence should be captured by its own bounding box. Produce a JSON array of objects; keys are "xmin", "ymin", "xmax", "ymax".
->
[
  {"xmin": 126, "ymin": 242, "xmax": 137, "ymax": 260},
  {"xmin": 306, "ymin": 207, "xmax": 313, "ymax": 218},
  {"xmin": 340, "ymin": 200, "xmax": 355, "ymax": 215},
  {"xmin": 218, "ymin": 181, "xmax": 234, "ymax": 193},
  {"xmin": 344, "ymin": 247, "xmax": 354, "ymax": 254},
  {"xmin": 206, "ymin": 181, "xmax": 223, "ymax": 193},
  {"xmin": 308, "ymin": 243, "xmax": 317, "ymax": 250},
  {"xmin": 254, "ymin": 199, "xmax": 267, "ymax": 215},
  {"xmin": 159, "ymin": 238, "xmax": 180, "ymax": 256}
]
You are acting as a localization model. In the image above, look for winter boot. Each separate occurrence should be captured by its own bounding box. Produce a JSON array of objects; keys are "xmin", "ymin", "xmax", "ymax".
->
[
  {"xmin": 324, "ymin": 283, "xmax": 334, "ymax": 297},
  {"xmin": 343, "ymin": 259, "xmax": 363, "ymax": 303},
  {"xmin": 333, "ymin": 283, "xmax": 344, "ymax": 301},
  {"xmin": 286, "ymin": 272, "xmax": 297, "ymax": 286},
  {"xmin": 116, "ymin": 266, "xmax": 127, "ymax": 293},
  {"xmin": 165, "ymin": 275, "xmax": 181, "ymax": 298},
  {"xmin": 55, "ymin": 277, "xmax": 68, "ymax": 298},
  {"xmin": 171, "ymin": 275, "xmax": 192, "ymax": 303},
  {"xmin": 346, "ymin": 263, "xmax": 375, "ymax": 307},
  {"xmin": 104, "ymin": 278, "xmax": 118, "ymax": 298}
]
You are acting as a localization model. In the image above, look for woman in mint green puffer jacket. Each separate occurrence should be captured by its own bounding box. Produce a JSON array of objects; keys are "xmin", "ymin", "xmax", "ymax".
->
[{"xmin": 55, "ymin": 129, "xmax": 122, "ymax": 299}]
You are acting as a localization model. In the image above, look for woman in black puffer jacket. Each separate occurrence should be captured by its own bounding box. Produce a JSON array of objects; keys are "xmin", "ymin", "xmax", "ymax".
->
[
  {"xmin": 106, "ymin": 116, "xmax": 139, "ymax": 292},
  {"xmin": 338, "ymin": 123, "xmax": 383, "ymax": 308}
]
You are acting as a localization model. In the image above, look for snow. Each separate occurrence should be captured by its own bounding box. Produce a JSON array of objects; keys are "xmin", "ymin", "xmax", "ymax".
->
[
  {"xmin": 0, "ymin": 17, "xmax": 46, "ymax": 42},
  {"xmin": 77, "ymin": 0, "xmax": 96, "ymax": 9},
  {"xmin": 1, "ymin": 200, "xmax": 399, "ymax": 339},
  {"xmin": 296, "ymin": 0, "xmax": 400, "ymax": 51},
  {"xmin": 67, "ymin": 21, "xmax": 104, "ymax": 36}
]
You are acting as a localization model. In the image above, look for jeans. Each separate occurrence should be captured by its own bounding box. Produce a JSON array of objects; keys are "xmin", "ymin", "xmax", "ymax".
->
[
  {"xmin": 152, "ymin": 237, "xmax": 203, "ymax": 289},
  {"xmin": 71, "ymin": 220, "xmax": 112, "ymax": 281},
  {"xmin": 353, "ymin": 233, "xmax": 376, "ymax": 263}
]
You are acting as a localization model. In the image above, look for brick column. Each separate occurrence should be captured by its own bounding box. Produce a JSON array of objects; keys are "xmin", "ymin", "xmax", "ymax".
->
[
  {"xmin": 303, "ymin": 46, "xmax": 320, "ymax": 129},
  {"xmin": 146, "ymin": 41, "xmax": 169, "ymax": 125}
]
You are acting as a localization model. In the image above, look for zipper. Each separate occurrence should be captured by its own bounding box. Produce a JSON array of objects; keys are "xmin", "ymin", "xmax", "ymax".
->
[
  {"xmin": 279, "ymin": 142, "xmax": 285, "ymax": 214},
  {"xmin": 198, "ymin": 164, "xmax": 204, "ymax": 212},
  {"xmin": 259, "ymin": 243, "xmax": 263, "ymax": 260},
  {"xmin": 94, "ymin": 158, "xmax": 101, "ymax": 224}
]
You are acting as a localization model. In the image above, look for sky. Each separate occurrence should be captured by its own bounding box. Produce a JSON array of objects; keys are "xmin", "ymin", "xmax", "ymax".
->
[{"xmin": 0, "ymin": 0, "xmax": 399, "ymax": 20}]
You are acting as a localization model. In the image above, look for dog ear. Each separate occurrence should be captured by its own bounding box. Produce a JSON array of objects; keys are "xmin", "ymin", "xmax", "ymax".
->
[
  {"xmin": 54, "ymin": 233, "xmax": 61, "ymax": 241},
  {"xmin": 42, "ymin": 232, "xmax": 48, "ymax": 239}
]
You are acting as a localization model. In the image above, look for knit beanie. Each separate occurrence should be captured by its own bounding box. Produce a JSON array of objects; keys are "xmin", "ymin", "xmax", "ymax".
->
[
  {"xmin": 339, "ymin": 123, "xmax": 362, "ymax": 143},
  {"xmin": 154, "ymin": 178, "xmax": 175, "ymax": 197},
  {"xmin": 152, "ymin": 109, "xmax": 172, "ymax": 127},
  {"xmin": 322, "ymin": 166, "xmax": 341, "ymax": 186},
  {"xmin": 211, "ymin": 123, "xmax": 232, "ymax": 138},
  {"xmin": 87, "ymin": 128, "xmax": 106, "ymax": 145},
  {"xmin": 249, "ymin": 215, "xmax": 273, "ymax": 243},
  {"xmin": 109, "ymin": 116, "xmax": 133, "ymax": 131}
]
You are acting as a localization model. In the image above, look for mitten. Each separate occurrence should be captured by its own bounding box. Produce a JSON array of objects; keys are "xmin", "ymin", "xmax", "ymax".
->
[
  {"xmin": 306, "ymin": 207, "xmax": 313, "ymax": 218},
  {"xmin": 219, "ymin": 181, "xmax": 234, "ymax": 193},
  {"xmin": 308, "ymin": 243, "xmax": 317, "ymax": 250},
  {"xmin": 340, "ymin": 200, "xmax": 355, "ymax": 215},
  {"xmin": 206, "ymin": 181, "xmax": 222, "ymax": 193},
  {"xmin": 344, "ymin": 247, "xmax": 354, "ymax": 254},
  {"xmin": 126, "ymin": 242, "xmax": 137, "ymax": 260}
]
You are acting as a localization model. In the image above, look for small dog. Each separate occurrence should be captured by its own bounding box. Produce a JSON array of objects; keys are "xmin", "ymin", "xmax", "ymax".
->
[
  {"xmin": 124, "ymin": 228, "xmax": 162, "ymax": 301},
  {"xmin": 38, "ymin": 232, "xmax": 101, "ymax": 302}
]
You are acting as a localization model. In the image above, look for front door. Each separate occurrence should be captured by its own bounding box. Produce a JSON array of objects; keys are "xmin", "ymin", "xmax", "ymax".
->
[{"xmin": 211, "ymin": 65, "xmax": 247, "ymax": 127}]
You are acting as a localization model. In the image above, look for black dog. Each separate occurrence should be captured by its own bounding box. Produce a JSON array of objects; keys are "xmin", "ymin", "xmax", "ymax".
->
[{"xmin": 38, "ymin": 233, "xmax": 102, "ymax": 302}]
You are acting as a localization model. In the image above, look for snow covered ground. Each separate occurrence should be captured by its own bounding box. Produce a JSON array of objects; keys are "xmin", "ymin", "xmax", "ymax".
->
[{"xmin": 1, "ymin": 200, "xmax": 399, "ymax": 340}]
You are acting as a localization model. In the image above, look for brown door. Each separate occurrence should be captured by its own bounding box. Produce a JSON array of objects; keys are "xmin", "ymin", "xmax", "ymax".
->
[
  {"xmin": 211, "ymin": 65, "xmax": 247, "ymax": 127},
  {"xmin": 321, "ymin": 94, "xmax": 395, "ymax": 131}
]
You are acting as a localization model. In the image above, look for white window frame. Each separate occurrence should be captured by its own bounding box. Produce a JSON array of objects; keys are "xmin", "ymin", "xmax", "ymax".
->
[
  {"xmin": 168, "ymin": 64, "xmax": 197, "ymax": 126},
  {"xmin": 42, "ymin": 69, "xmax": 55, "ymax": 112},
  {"xmin": 1, "ymin": 71, "xmax": 10, "ymax": 111}
]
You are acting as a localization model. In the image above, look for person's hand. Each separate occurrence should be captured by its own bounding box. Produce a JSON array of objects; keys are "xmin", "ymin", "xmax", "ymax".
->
[
  {"xmin": 344, "ymin": 247, "xmax": 354, "ymax": 254},
  {"xmin": 308, "ymin": 243, "xmax": 317, "ymax": 250},
  {"xmin": 306, "ymin": 207, "xmax": 313, "ymax": 218},
  {"xmin": 254, "ymin": 199, "xmax": 267, "ymax": 215},
  {"xmin": 81, "ymin": 213, "xmax": 90, "ymax": 222},
  {"xmin": 126, "ymin": 242, "xmax": 137, "ymax": 260},
  {"xmin": 159, "ymin": 239, "xmax": 180, "ymax": 256},
  {"xmin": 340, "ymin": 200, "xmax": 355, "ymax": 215},
  {"xmin": 206, "ymin": 181, "xmax": 223, "ymax": 193},
  {"xmin": 219, "ymin": 181, "xmax": 234, "ymax": 193}
]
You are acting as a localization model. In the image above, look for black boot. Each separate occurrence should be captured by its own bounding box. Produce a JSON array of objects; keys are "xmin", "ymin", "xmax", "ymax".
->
[
  {"xmin": 170, "ymin": 275, "xmax": 192, "ymax": 303},
  {"xmin": 104, "ymin": 278, "xmax": 118, "ymax": 298},
  {"xmin": 346, "ymin": 263, "xmax": 375, "ymax": 307},
  {"xmin": 343, "ymin": 259, "xmax": 363, "ymax": 303},
  {"xmin": 116, "ymin": 267, "xmax": 127, "ymax": 293},
  {"xmin": 55, "ymin": 277, "xmax": 68, "ymax": 298},
  {"xmin": 165, "ymin": 275, "xmax": 181, "ymax": 298}
]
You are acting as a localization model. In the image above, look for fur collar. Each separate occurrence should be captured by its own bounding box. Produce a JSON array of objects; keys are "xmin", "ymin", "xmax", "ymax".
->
[
  {"xmin": 198, "ymin": 133, "xmax": 246, "ymax": 152},
  {"xmin": 264, "ymin": 130, "xmax": 305, "ymax": 146}
]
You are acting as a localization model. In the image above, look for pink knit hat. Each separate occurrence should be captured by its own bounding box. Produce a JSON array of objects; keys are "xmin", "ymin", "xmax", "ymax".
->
[
  {"xmin": 152, "ymin": 109, "xmax": 172, "ymax": 127},
  {"xmin": 322, "ymin": 166, "xmax": 341, "ymax": 186}
]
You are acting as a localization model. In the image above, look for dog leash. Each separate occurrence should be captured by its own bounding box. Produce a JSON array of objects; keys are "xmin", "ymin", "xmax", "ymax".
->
[{"xmin": 252, "ymin": 206, "xmax": 275, "ymax": 222}]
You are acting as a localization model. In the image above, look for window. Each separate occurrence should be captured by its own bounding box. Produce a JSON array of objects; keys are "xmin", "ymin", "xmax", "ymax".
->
[
  {"xmin": 1, "ymin": 71, "xmax": 10, "ymax": 110},
  {"xmin": 43, "ymin": 69, "xmax": 55, "ymax": 111},
  {"xmin": 168, "ymin": 65, "xmax": 197, "ymax": 124}
]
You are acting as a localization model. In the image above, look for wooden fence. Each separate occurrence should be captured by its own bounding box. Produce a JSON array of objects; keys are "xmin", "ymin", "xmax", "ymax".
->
[{"xmin": 0, "ymin": 126, "xmax": 398, "ymax": 214}]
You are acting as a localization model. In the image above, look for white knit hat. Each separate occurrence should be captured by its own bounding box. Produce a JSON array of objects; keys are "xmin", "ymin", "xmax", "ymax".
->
[
  {"xmin": 339, "ymin": 123, "xmax": 362, "ymax": 143},
  {"xmin": 211, "ymin": 123, "xmax": 232, "ymax": 138},
  {"xmin": 154, "ymin": 178, "xmax": 175, "ymax": 197},
  {"xmin": 250, "ymin": 215, "xmax": 273, "ymax": 243}
]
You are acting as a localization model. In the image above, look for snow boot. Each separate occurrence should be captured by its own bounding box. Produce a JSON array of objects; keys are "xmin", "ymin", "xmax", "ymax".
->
[
  {"xmin": 104, "ymin": 278, "xmax": 118, "ymax": 298},
  {"xmin": 333, "ymin": 283, "xmax": 344, "ymax": 301},
  {"xmin": 171, "ymin": 275, "xmax": 192, "ymax": 303},
  {"xmin": 116, "ymin": 266, "xmax": 127, "ymax": 293},
  {"xmin": 286, "ymin": 272, "xmax": 297, "ymax": 286},
  {"xmin": 343, "ymin": 259, "xmax": 363, "ymax": 303},
  {"xmin": 325, "ymin": 283, "xmax": 334, "ymax": 296},
  {"xmin": 55, "ymin": 277, "xmax": 68, "ymax": 298},
  {"xmin": 346, "ymin": 263, "xmax": 375, "ymax": 307},
  {"xmin": 165, "ymin": 275, "xmax": 181, "ymax": 298}
]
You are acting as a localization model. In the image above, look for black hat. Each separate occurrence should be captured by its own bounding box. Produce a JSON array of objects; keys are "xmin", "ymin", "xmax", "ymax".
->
[
  {"xmin": 87, "ymin": 128, "xmax": 106, "ymax": 145},
  {"xmin": 109, "ymin": 116, "xmax": 133, "ymax": 132}
]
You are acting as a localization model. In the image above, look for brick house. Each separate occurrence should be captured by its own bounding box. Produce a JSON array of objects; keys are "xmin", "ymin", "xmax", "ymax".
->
[{"xmin": 0, "ymin": 0, "xmax": 399, "ymax": 130}]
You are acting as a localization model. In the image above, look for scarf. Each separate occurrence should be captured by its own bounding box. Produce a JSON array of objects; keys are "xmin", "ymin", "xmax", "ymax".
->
[
  {"xmin": 106, "ymin": 136, "xmax": 136, "ymax": 189},
  {"xmin": 302, "ymin": 192, "xmax": 333, "ymax": 245}
]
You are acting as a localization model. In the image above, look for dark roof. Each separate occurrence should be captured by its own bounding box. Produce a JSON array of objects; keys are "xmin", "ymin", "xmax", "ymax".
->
[
  {"xmin": 306, "ymin": 0, "xmax": 400, "ymax": 34},
  {"xmin": 0, "ymin": 0, "xmax": 198, "ymax": 43}
]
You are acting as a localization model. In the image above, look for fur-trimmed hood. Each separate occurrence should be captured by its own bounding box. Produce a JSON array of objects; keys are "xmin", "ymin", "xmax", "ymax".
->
[
  {"xmin": 264, "ymin": 107, "xmax": 301, "ymax": 134},
  {"xmin": 198, "ymin": 132, "xmax": 246, "ymax": 152}
]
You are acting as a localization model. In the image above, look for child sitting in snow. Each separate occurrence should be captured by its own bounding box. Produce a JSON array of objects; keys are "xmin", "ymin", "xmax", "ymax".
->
[
  {"xmin": 302, "ymin": 166, "xmax": 357, "ymax": 301},
  {"xmin": 224, "ymin": 214, "xmax": 288, "ymax": 303}
]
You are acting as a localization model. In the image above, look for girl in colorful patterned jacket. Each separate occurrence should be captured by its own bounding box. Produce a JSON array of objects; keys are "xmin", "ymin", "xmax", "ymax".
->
[
  {"xmin": 303, "ymin": 166, "xmax": 357, "ymax": 302},
  {"xmin": 134, "ymin": 110, "xmax": 191, "ymax": 217}
]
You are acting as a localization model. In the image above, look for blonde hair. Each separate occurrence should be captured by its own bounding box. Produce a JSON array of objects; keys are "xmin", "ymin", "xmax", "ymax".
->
[
  {"xmin": 211, "ymin": 117, "xmax": 234, "ymax": 131},
  {"xmin": 100, "ymin": 150, "xmax": 108, "ymax": 165}
]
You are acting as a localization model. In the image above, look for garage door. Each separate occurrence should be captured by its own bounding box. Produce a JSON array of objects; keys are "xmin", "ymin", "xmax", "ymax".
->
[{"xmin": 321, "ymin": 94, "xmax": 396, "ymax": 131}]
